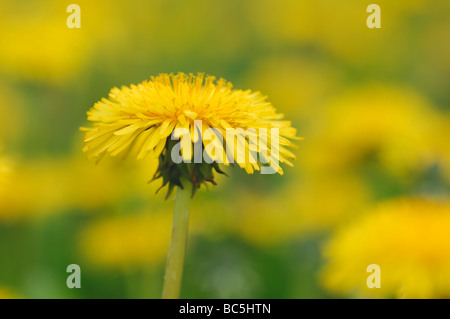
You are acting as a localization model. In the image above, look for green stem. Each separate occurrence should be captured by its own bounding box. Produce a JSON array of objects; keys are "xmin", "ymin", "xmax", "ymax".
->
[{"xmin": 162, "ymin": 179, "xmax": 192, "ymax": 299}]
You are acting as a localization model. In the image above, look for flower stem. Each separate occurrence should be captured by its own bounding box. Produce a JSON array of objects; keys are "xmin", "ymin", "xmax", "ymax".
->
[{"xmin": 162, "ymin": 179, "xmax": 192, "ymax": 299}]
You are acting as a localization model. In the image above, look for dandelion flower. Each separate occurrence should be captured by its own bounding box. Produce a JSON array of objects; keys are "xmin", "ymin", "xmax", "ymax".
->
[
  {"xmin": 321, "ymin": 198, "xmax": 450, "ymax": 298},
  {"xmin": 81, "ymin": 72, "xmax": 298, "ymax": 299},
  {"xmin": 82, "ymin": 72, "xmax": 297, "ymax": 196}
]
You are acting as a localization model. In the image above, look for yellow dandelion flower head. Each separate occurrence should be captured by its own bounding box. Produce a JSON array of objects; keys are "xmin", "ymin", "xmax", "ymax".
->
[
  {"xmin": 82, "ymin": 73, "xmax": 298, "ymax": 197},
  {"xmin": 321, "ymin": 198, "xmax": 450, "ymax": 298}
]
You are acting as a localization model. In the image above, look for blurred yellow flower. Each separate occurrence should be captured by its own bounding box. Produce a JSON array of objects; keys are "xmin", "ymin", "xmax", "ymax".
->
[
  {"xmin": 302, "ymin": 85, "xmax": 441, "ymax": 177},
  {"xmin": 0, "ymin": 159, "xmax": 70, "ymax": 222},
  {"xmin": 0, "ymin": 286, "xmax": 20, "ymax": 299},
  {"xmin": 0, "ymin": 1, "xmax": 126, "ymax": 83},
  {"xmin": 79, "ymin": 212, "xmax": 172, "ymax": 269},
  {"xmin": 0, "ymin": 155, "xmax": 158, "ymax": 223},
  {"xmin": 0, "ymin": 143, "xmax": 9, "ymax": 180},
  {"xmin": 0, "ymin": 158, "xmax": 9, "ymax": 187},
  {"xmin": 0, "ymin": 141, "xmax": 11, "ymax": 194},
  {"xmin": 64, "ymin": 155, "xmax": 160, "ymax": 211},
  {"xmin": 233, "ymin": 173, "xmax": 370, "ymax": 246},
  {"xmin": 321, "ymin": 198, "xmax": 450, "ymax": 298},
  {"xmin": 248, "ymin": 0, "xmax": 427, "ymax": 63}
]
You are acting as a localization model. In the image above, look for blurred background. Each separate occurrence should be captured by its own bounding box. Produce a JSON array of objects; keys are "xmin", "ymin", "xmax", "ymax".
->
[{"xmin": 0, "ymin": 0, "xmax": 449, "ymax": 298}]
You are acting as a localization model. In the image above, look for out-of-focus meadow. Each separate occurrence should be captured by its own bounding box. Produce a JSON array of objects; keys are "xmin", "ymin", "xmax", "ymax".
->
[{"xmin": 0, "ymin": 0, "xmax": 449, "ymax": 298}]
